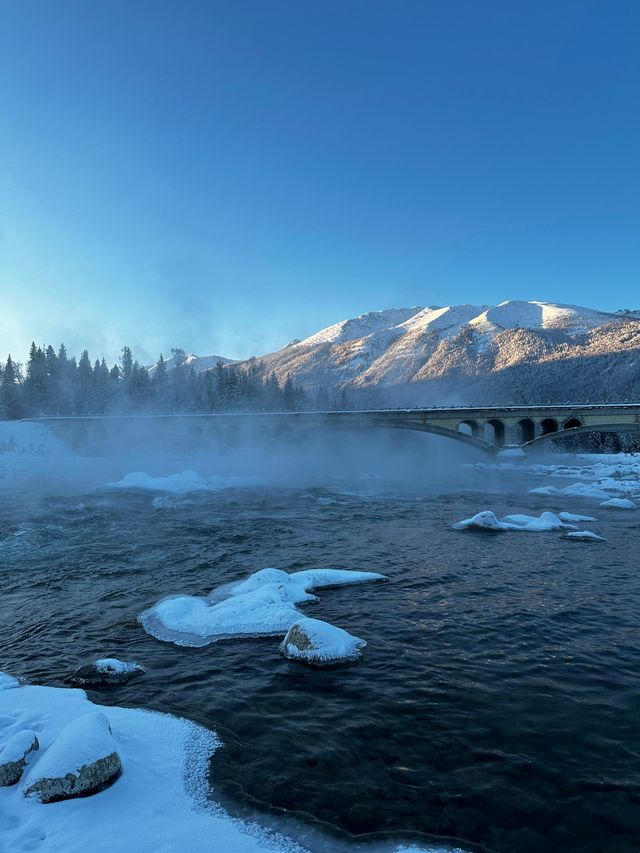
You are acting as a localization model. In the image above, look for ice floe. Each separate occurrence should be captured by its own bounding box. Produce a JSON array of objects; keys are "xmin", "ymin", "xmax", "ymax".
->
[
  {"xmin": 452, "ymin": 510, "xmax": 572, "ymax": 532},
  {"xmin": 280, "ymin": 617, "xmax": 366, "ymax": 665},
  {"xmin": 139, "ymin": 567, "xmax": 386, "ymax": 647}
]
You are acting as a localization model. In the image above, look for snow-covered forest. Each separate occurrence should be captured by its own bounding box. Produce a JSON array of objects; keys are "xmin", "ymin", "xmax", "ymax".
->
[{"xmin": 0, "ymin": 343, "xmax": 313, "ymax": 418}]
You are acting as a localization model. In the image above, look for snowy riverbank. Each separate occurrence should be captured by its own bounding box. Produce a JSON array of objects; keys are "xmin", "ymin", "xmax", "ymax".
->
[{"xmin": 0, "ymin": 674, "xmax": 463, "ymax": 853}]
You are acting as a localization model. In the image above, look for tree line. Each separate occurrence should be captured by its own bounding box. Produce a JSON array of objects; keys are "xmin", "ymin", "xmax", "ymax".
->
[{"xmin": 0, "ymin": 343, "xmax": 327, "ymax": 419}]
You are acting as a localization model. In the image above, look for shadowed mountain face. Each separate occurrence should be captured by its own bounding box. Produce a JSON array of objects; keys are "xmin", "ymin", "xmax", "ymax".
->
[{"xmin": 227, "ymin": 301, "xmax": 640, "ymax": 405}]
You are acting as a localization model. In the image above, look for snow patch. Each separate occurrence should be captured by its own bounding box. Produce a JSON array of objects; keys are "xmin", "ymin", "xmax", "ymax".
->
[
  {"xmin": 453, "ymin": 510, "xmax": 572, "ymax": 532},
  {"xmin": 107, "ymin": 470, "xmax": 266, "ymax": 494},
  {"xmin": 599, "ymin": 497, "xmax": 637, "ymax": 510},
  {"xmin": 139, "ymin": 568, "xmax": 386, "ymax": 648},
  {"xmin": 563, "ymin": 531, "xmax": 607, "ymax": 542}
]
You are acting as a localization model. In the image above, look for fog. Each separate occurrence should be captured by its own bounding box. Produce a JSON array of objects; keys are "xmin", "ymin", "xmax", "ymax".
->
[{"xmin": 0, "ymin": 417, "xmax": 489, "ymax": 502}]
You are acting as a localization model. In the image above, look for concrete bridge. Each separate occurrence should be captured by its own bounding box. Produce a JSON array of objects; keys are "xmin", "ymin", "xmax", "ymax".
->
[{"xmin": 29, "ymin": 404, "xmax": 640, "ymax": 455}]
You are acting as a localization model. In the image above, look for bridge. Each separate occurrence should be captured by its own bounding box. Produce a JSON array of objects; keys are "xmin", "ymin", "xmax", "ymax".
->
[{"xmin": 29, "ymin": 403, "xmax": 640, "ymax": 455}]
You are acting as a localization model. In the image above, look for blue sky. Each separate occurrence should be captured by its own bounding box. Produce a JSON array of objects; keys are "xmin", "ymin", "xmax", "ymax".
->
[{"xmin": 1, "ymin": 0, "xmax": 638, "ymax": 365}]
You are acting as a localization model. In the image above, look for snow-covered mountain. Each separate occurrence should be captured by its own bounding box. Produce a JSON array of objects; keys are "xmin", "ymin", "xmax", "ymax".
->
[
  {"xmin": 232, "ymin": 300, "xmax": 640, "ymax": 405},
  {"xmin": 148, "ymin": 353, "xmax": 235, "ymax": 374}
]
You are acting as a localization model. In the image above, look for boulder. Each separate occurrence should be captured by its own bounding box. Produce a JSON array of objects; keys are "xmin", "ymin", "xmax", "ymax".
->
[
  {"xmin": 68, "ymin": 658, "xmax": 144, "ymax": 686},
  {"xmin": 281, "ymin": 617, "xmax": 366, "ymax": 666},
  {"xmin": 0, "ymin": 730, "xmax": 39, "ymax": 786},
  {"xmin": 23, "ymin": 711, "xmax": 121, "ymax": 803}
]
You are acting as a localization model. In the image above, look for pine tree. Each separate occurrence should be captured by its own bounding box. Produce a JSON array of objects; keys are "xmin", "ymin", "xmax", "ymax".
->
[{"xmin": 0, "ymin": 355, "xmax": 23, "ymax": 419}]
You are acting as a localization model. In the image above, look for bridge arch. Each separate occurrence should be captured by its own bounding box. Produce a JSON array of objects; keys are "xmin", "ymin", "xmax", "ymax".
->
[
  {"xmin": 457, "ymin": 419, "xmax": 480, "ymax": 438},
  {"xmin": 540, "ymin": 417, "xmax": 558, "ymax": 436},
  {"xmin": 563, "ymin": 416, "xmax": 582, "ymax": 430},
  {"xmin": 518, "ymin": 418, "xmax": 535, "ymax": 443},
  {"xmin": 484, "ymin": 418, "xmax": 506, "ymax": 447}
]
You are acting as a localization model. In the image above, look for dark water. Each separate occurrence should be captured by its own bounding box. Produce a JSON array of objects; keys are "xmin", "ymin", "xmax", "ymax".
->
[{"xmin": 1, "ymin": 471, "xmax": 640, "ymax": 853}]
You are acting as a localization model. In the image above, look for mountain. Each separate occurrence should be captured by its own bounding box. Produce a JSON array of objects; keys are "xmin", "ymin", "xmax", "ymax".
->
[
  {"xmin": 148, "ymin": 353, "xmax": 235, "ymax": 375},
  {"xmin": 231, "ymin": 300, "xmax": 640, "ymax": 406}
]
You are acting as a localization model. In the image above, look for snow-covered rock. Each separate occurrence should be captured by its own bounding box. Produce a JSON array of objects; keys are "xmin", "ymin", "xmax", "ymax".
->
[
  {"xmin": 563, "ymin": 531, "xmax": 607, "ymax": 542},
  {"xmin": 281, "ymin": 618, "xmax": 366, "ymax": 666},
  {"xmin": 69, "ymin": 659, "xmax": 145, "ymax": 686},
  {"xmin": 139, "ymin": 567, "xmax": 386, "ymax": 648},
  {"xmin": 452, "ymin": 510, "xmax": 505, "ymax": 532},
  {"xmin": 500, "ymin": 511, "xmax": 568, "ymax": 531},
  {"xmin": 23, "ymin": 711, "xmax": 121, "ymax": 803},
  {"xmin": 0, "ymin": 730, "xmax": 39, "ymax": 786},
  {"xmin": 599, "ymin": 497, "xmax": 637, "ymax": 510},
  {"xmin": 452, "ymin": 510, "xmax": 570, "ymax": 532},
  {"xmin": 558, "ymin": 512, "xmax": 597, "ymax": 522}
]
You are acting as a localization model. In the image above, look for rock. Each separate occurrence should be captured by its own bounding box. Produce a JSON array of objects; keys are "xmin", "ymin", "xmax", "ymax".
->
[
  {"xmin": 0, "ymin": 730, "xmax": 39, "ymax": 786},
  {"xmin": 23, "ymin": 711, "xmax": 121, "ymax": 803},
  {"xmin": 280, "ymin": 617, "xmax": 366, "ymax": 666},
  {"xmin": 68, "ymin": 658, "xmax": 144, "ymax": 686}
]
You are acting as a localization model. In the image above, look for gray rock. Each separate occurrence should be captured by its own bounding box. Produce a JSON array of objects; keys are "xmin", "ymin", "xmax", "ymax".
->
[
  {"xmin": 23, "ymin": 711, "xmax": 121, "ymax": 803},
  {"xmin": 0, "ymin": 730, "xmax": 39, "ymax": 786},
  {"xmin": 68, "ymin": 658, "xmax": 144, "ymax": 686}
]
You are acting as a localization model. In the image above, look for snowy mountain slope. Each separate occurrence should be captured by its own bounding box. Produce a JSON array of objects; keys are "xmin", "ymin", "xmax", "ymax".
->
[{"xmin": 229, "ymin": 300, "xmax": 640, "ymax": 405}]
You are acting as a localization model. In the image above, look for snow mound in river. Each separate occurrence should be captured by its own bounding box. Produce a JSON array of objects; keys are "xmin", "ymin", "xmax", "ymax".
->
[
  {"xmin": 139, "ymin": 568, "xmax": 386, "ymax": 647},
  {"xmin": 452, "ymin": 510, "xmax": 571, "ymax": 532}
]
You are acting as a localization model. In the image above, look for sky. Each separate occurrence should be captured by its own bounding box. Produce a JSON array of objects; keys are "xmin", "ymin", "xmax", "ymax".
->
[{"xmin": 1, "ymin": 0, "xmax": 639, "ymax": 366}]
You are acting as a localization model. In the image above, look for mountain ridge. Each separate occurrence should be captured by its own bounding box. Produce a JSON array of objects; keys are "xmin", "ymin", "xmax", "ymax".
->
[{"xmin": 172, "ymin": 300, "xmax": 640, "ymax": 406}]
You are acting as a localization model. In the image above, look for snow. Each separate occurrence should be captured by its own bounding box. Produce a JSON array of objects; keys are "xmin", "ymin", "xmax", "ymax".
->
[
  {"xmin": 0, "ymin": 421, "xmax": 70, "ymax": 458},
  {"xmin": 599, "ymin": 497, "xmax": 637, "ymax": 510},
  {"xmin": 563, "ymin": 531, "xmax": 607, "ymax": 542},
  {"xmin": 296, "ymin": 308, "xmax": 423, "ymax": 347},
  {"xmin": 94, "ymin": 659, "xmax": 142, "ymax": 676},
  {"xmin": 468, "ymin": 300, "xmax": 612, "ymax": 336},
  {"xmin": 453, "ymin": 510, "xmax": 571, "ymax": 532},
  {"xmin": 558, "ymin": 512, "xmax": 597, "ymax": 522},
  {"xmin": 280, "ymin": 617, "xmax": 366, "ymax": 664},
  {"xmin": 139, "ymin": 567, "xmax": 386, "ymax": 647},
  {"xmin": 0, "ymin": 679, "xmax": 297, "ymax": 853},
  {"xmin": 0, "ymin": 729, "xmax": 38, "ymax": 764},
  {"xmin": 0, "ymin": 676, "xmax": 462, "ymax": 853},
  {"xmin": 107, "ymin": 470, "xmax": 266, "ymax": 494},
  {"xmin": 0, "ymin": 673, "xmax": 19, "ymax": 690},
  {"xmin": 23, "ymin": 711, "xmax": 117, "ymax": 786},
  {"xmin": 148, "ymin": 353, "xmax": 235, "ymax": 374}
]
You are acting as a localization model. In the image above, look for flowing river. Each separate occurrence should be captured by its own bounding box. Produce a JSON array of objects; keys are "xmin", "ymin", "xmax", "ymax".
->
[{"xmin": 1, "ymin": 442, "xmax": 639, "ymax": 853}]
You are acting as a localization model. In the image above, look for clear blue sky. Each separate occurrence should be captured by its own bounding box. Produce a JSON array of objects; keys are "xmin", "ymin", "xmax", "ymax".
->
[{"xmin": 1, "ymin": 0, "xmax": 638, "ymax": 365}]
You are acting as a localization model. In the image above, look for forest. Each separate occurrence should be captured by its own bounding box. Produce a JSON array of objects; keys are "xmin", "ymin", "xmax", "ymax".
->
[{"xmin": 0, "ymin": 343, "xmax": 319, "ymax": 419}]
